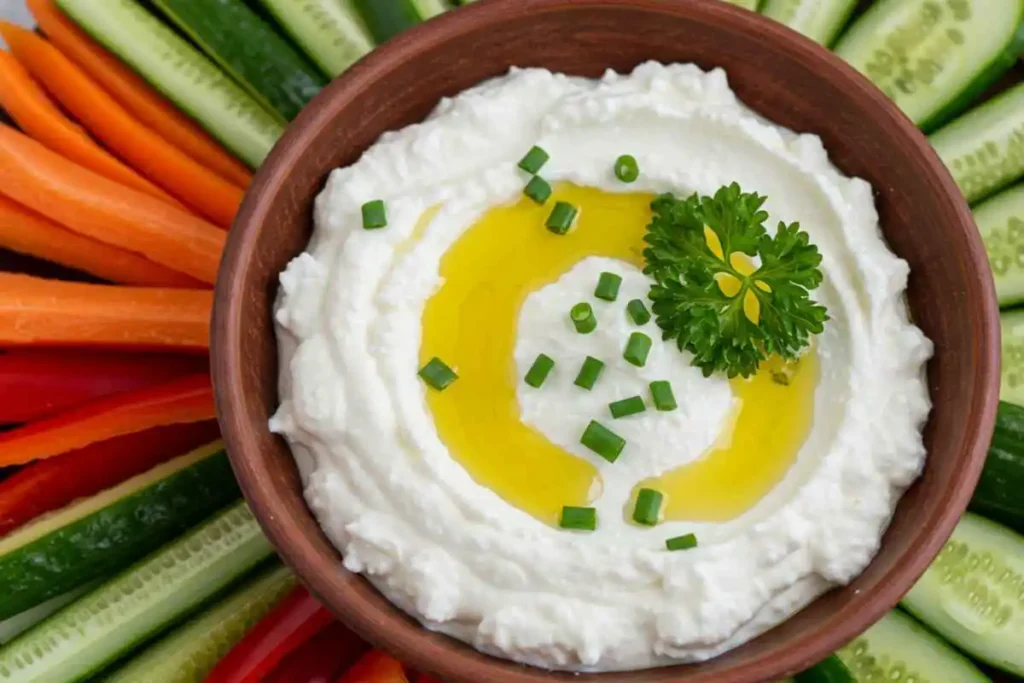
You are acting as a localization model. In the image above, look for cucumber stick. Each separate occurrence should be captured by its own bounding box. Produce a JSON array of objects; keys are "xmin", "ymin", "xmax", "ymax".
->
[
  {"xmin": 1000, "ymin": 308, "xmax": 1024, "ymax": 403},
  {"xmin": 0, "ymin": 442, "xmax": 240, "ymax": 621},
  {"xmin": 902, "ymin": 513, "xmax": 1024, "ymax": 676},
  {"xmin": 151, "ymin": 0, "xmax": 325, "ymax": 122},
  {"xmin": 55, "ymin": 0, "xmax": 285, "ymax": 168},
  {"xmin": 760, "ymin": 0, "xmax": 858, "ymax": 46},
  {"xmin": 0, "ymin": 584, "xmax": 94, "ymax": 646},
  {"xmin": 723, "ymin": 0, "xmax": 761, "ymax": 10},
  {"xmin": 0, "ymin": 502, "xmax": 273, "ymax": 683},
  {"xmin": 104, "ymin": 563, "xmax": 295, "ymax": 683},
  {"xmin": 837, "ymin": 609, "xmax": 989, "ymax": 682},
  {"xmin": 256, "ymin": 0, "xmax": 374, "ymax": 77},
  {"xmin": 834, "ymin": 0, "xmax": 1024, "ymax": 133},
  {"xmin": 975, "ymin": 184, "xmax": 1024, "ymax": 307},
  {"xmin": 792, "ymin": 655, "xmax": 854, "ymax": 682},
  {"xmin": 353, "ymin": 0, "xmax": 423, "ymax": 43},
  {"xmin": 411, "ymin": 0, "xmax": 450, "ymax": 19},
  {"xmin": 932, "ymin": 83, "xmax": 1024, "ymax": 205},
  {"xmin": 970, "ymin": 401, "xmax": 1024, "ymax": 534}
]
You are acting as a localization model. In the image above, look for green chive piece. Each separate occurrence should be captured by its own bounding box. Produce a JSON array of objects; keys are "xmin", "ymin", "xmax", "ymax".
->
[
  {"xmin": 633, "ymin": 488, "xmax": 663, "ymax": 526},
  {"xmin": 570, "ymin": 302, "xmax": 597, "ymax": 334},
  {"xmin": 580, "ymin": 420, "xmax": 625, "ymax": 463},
  {"xmin": 665, "ymin": 533, "xmax": 698, "ymax": 551},
  {"xmin": 650, "ymin": 380, "xmax": 678, "ymax": 411},
  {"xmin": 523, "ymin": 176, "xmax": 552, "ymax": 205},
  {"xmin": 626, "ymin": 299, "xmax": 651, "ymax": 325},
  {"xmin": 614, "ymin": 155, "xmax": 639, "ymax": 183},
  {"xmin": 623, "ymin": 332, "xmax": 652, "ymax": 367},
  {"xmin": 361, "ymin": 199, "xmax": 387, "ymax": 229},
  {"xmin": 419, "ymin": 357, "xmax": 457, "ymax": 391},
  {"xmin": 559, "ymin": 506, "xmax": 597, "ymax": 531},
  {"xmin": 574, "ymin": 356, "xmax": 605, "ymax": 390},
  {"xmin": 524, "ymin": 354, "xmax": 555, "ymax": 388},
  {"xmin": 594, "ymin": 272, "xmax": 622, "ymax": 302},
  {"xmin": 609, "ymin": 395, "xmax": 646, "ymax": 419},
  {"xmin": 518, "ymin": 145, "xmax": 549, "ymax": 174},
  {"xmin": 546, "ymin": 201, "xmax": 578, "ymax": 235}
]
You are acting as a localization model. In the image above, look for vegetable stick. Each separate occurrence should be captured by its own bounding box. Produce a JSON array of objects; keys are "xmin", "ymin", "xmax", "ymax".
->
[
  {"xmin": 26, "ymin": 0, "xmax": 252, "ymax": 189},
  {"xmin": 0, "ymin": 124, "xmax": 224, "ymax": 284},
  {"xmin": 335, "ymin": 650, "xmax": 410, "ymax": 683},
  {"xmin": 0, "ymin": 373, "xmax": 215, "ymax": 467},
  {"xmin": 0, "ymin": 273, "xmax": 212, "ymax": 351},
  {"xmin": 264, "ymin": 623, "xmax": 370, "ymax": 683},
  {"xmin": 0, "ymin": 196, "xmax": 201, "ymax": 288},
  {"xmin": 0, "ymin": 49, "xmax": 180, "ymax": 205},
  {"xmin": 0, "ymin": 22, "xmax": 244, "ymax": 229}
]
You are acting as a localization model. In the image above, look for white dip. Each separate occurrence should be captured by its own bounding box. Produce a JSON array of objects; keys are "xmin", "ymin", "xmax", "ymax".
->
[{"xmin": 271, "ymin": 62, "xmax": 933, "ymax": 672}]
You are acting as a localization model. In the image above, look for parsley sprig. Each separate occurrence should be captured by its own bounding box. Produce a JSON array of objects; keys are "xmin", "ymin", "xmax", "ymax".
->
[{"xmin": 643, "ymin": 183, "xmax": 828, "ymax": 378}]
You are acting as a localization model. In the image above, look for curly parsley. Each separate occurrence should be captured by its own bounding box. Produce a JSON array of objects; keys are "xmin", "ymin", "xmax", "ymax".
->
[{"xmin": 643, "ymin": 183, "xmax": 828, "ymax": 379}]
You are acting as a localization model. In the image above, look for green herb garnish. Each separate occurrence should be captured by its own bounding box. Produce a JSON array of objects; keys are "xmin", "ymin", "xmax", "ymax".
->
[
  {"xmin": 626, "ymin": 299, "xmax": 651, "ymax": 325},
  {"xmin": 518, "ymin": 145, "xmax": 549, "ymax": 174},
  {"xmin": 615, "ymin": 154, "xmax": 639, "ymax": 183},
  {"xmin": 594, "ymin": 272, "xmax": 622, "ymax": 301},
  {"xmin": 649, "ymin": 380, "xmax": 677, "ymax": 412},
  {"xmin": 560, "ymin": 506, "xmax": 597, "ymax": 531},
  {"xmin": 524, "ymin": 353, "xmax": 555, "ymax": 388},
  {"xmin": 570, "ymin": 302, "xmax": 597, "ymax": 334},
  {"xmin": 419, "ymin": 357, "xmax": 457, "ymax": 391},
  {"xmin": 580, "ymin": 420, "xmax": 625, "ymax": 463},
  {"xmin": 609, "ymin": 396, "xmax": 645, "ymax": 419},
  {"xmin": 361, "ymin": 199, "xmax": 387, "ymax": 229},
  {"xmin": 665, "ymin": 533, "xmax": 698, "ymax": 551},
  {"xmin": 524, "ymin": 176, "xmax": 552, "ymax": 205},
  {"xmin": 633, "ymin": 488, "xmax": 663, "ymax": 526},
  {"xmin": 574, "ymin": 356, "xmax": 605, "ymax": 390}
]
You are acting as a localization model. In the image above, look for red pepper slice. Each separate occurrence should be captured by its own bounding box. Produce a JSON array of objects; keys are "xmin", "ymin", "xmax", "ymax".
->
[
  {"xmin": 0, "ymin": 419, "xmax": 219, "ymax": 536},
  {"xmin": 335, "ymin": 650, "xmax": 410, "ymax": 683},
  {"xmin": 0, "ymin": 349, "xmax": 207, "ymax": 424},
  {"xmin": 264, "ymin": 622, "xmax": 370, "ymax": 683},
  {"xmin": 413, "ymin": 674, "xmax": 445, "ymax": 683}
]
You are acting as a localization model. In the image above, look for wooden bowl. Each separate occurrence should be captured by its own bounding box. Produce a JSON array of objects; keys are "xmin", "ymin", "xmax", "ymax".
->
[{"xmin": 212, "ymin": 1, "xmax": 1000, "ymax": 680}]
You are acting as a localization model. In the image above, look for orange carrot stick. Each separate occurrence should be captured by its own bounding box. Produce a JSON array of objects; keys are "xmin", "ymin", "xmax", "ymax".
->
[
  {"xmin": 0, "ymin": 373, "xmax": 216, "ymax": 467},
  {"xmin": 27, "ymin": 0, "xmax": 253, "ymax": 188},
  {"xmin": 0, "ymin": 23, "xmax": 244, "ymax": 229},
  {"xmin": 0, "ymin": 196, "xmax": 202, "ymax": 288},
  {"xmin": 0, "ymin": 273, "xmax": 212, "ymax": 351},
  {"xmin": 0, "ymin": 49, "xmax": 181, "ymax": 206},
  {"xmin": 0, "ymin": 123, "xmax": 225, "ymax": 284}
]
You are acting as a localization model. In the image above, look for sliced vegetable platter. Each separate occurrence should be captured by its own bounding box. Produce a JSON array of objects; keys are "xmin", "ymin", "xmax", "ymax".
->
[{"xmin": 0, "ymin": 0, "xmax": 1021, "ymax": 681}]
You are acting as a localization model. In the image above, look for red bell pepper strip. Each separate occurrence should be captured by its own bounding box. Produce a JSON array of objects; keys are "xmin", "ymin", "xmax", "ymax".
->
[
  {"xmin": 204, "ymin": 586, "xmax": 336, "ymax": 683},
  {"xmin": 413, "ymin": 675, "xmax": 444, "ymax": 683},
  {"xmin": 264, "ymin": 622, "xmax": 370, "ymax": 683},
  {"xmin": 0, "ymin": 372, "xmax": 215, "ymax": 467},
  {"xmin": 0, "ymin": 419, "xmax": 219, "ymax": 536},
  {"xmin": 0, "ymin": 349, "xmax": 207, "ymax": 424},
  {"xmin": 335, "ymin": 651, "xmax": 410, "ymax": 682}
]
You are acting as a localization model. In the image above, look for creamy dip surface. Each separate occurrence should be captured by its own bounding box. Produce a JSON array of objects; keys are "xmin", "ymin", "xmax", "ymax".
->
[{"xmin": 270, "ymin": 62, "xmax": 933, "ymax": 672}]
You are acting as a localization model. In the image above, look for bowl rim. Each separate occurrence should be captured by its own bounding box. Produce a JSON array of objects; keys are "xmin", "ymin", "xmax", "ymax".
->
[{"xmin": 212, "ymin": 0, "xmax": 1001, "ymax": 680}]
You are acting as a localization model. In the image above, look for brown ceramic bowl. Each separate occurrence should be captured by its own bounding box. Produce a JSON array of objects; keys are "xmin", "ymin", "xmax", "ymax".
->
[{"xmin": 211, "ymin": 0, "xmax": 1001, "ymax": 680}]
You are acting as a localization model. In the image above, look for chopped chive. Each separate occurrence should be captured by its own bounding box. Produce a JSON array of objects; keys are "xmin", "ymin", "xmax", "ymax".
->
[
  {"xmin": 560, "ymin": 506, "xmax": 597, "ymax": 531},
  {"xmin": 570, "ymin": 302, "xmax": 597, "ymax": 334},
  {"xmin": 580, "ymin": 420, "xmax": 625, "ymax": 463},
  {"xmin": 665, "ymin": 533, "xmax": 698, "ymax": 551},
  {"xmin": 626, "ymin": 299, "xmax": 651, "ymax": 325},
  {"xmin": 650, "ymin": 380, "xmax": 678, "ymax": 411},
  {"xmin": 546, "ymin": 201, "xmax": 578, "ymax": 235},
  {"xmin": 361, "ymin": 199, "xmax": 387, "ymax": 229},
  {"xmin": 623, "ymin": 332, "xmax": 652, "ymax": 367},
  {"xmin": 594, "ymin": 272, "xmax": 622, "ymax": 302},
  {"xmin": 574, "ymin": 356, "xmax": 605, "ymax": 390},
  {"xmin": 518, "ymin": 145, "xmax": 549, "ymax": 174},
  {"xmin": 419, "ymin": 357, "xmax": 457, "ymax": 391},
  {"xmin": 633, "ymin": 488, "xmax": 663, "ymax": 526},
  {"xmin": 523, "ymin": 176, "xmax": 552, "ymax": 205},
  {"xmin": 614, "ymin": 154, "xmax": 639, "ymax": 183},
  {"xmin": 609, "ymin": 395, "xmax": 646, "ymax": 419},
  {"xmin": 524, "ymin": 353, "xmax": 555, "ymax": 388}
]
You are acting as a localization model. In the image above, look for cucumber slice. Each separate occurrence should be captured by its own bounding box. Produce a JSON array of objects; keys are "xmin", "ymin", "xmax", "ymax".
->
[
  {"xmin": 256, "ymin": 0, "xmax": 374, "ymax": 77},
  {"xmin": 0, "ymin": 442, "xmax": 239, "ymax": 621},
  {"xmin": 353, "ymin": 0, "xmax": 422, "ymax": 43},
  {"xmin": 1000, "ymin": 308, "xmax": 1024, "ymax": 404},
  {"xmin": 0, "ymin": 584, "xmax": 94, "ymax": 646},
  {"xmin": 975, "ymin": 184, "xmax": 1024, "ymax": 307},
  {"xmin": 931, "ymin": 84, "xmax": 1024, "ymax": 205},
  {"xmin": 837, "ymin": 609, "xmax": 990, "ymax": 682},
  {"xmin": 902, "ymin": 513, "xmax": 1024, "ymax": 676},
  {"xmin": 55, "ymin": 0, "xmax": 285, "ymax": 168},
  {"xmin": 151, "ymin": 0, "xmax": 325, "ymax": 122},
  {"xmin": 410, "ymin": 0, "xmax": 450, "ymax": 19},
  {"xmin": 0, "ymin": 501, "xmax": 273, "ymax": 683},
  {"xmin": 833, "ymin": 0, "xmax": 1024, "ymax": 133},
  {"xmin": 970, "ymin": 401, "xmax": 1024, "ymax": 534},
  {"xmin": 104, "ymin": 563, "xmax": 295, "ymax": 682},
  {"xmin": 760, "ymin": 0, "xmax": 859, "ymax": 46}
]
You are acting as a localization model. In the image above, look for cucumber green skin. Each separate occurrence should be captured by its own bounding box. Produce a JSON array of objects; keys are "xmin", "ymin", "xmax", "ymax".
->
[
  {"xmin": 411, "ymin": 0, "xmax": 451, "ymax": 19},
  {"xmin": 152, "ymin": 0, "xmax": 325, "ymax": 122},
  {"xmin": 0, "ymin": 451, "xmax": 240, "ymax": 621},
  {"xmin": 759, "ymin": 0, "xmax": 859, "ymax": 47},
  {"xmin": 969, "ymin": 401, "xmax": 1024, "ymax": 534},
  {"xmin": 353, "ymin": 0, "xmax": 422, "ymax": 43},
  {"xmin": 792, "ymin": 655, "xmax": 854, "ymax": 682},
  {"xmin": 257, "ymin": 0, "xmax": 374, "ymax": 77},
  {"xmin": 902, "ymin": 513, "xmax": 1024, "ymax": 676},
  {"xmin": 974, "ymin": 184, "xmax": 1024, "ymax": 307},
  {"xmin": 0, "ymin": 584, "xmax": 93, "ymax": 646},
  {"xmin": 104, "ymin": 563, "xmax": 295, "ymax": 683},
  {"xmin": 999, "ymin": 308, "xmax": 1024, "ymax": 404}
]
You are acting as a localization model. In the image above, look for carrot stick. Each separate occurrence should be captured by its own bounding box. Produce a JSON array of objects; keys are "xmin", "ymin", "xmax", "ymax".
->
[
  {"xmin": 0, "ymin": 196, "xmax": 201, "ymax": 288},
  {"xmin": 27, "ymin": 0, "xmax": 252, "ymax": 189},
  {"xmin": 0, "ymin": 23, "xmax": 244, "ymax": 229},
  {"xmin": 0, "ymin": 273, "xmax": 212, "ymax": 351},
  {"xmin": 0, "ymin": 124, "xmax": 224, "ymax": 284},
  {"xmin": 0, "ymin": 49, "xmax": 181, "ymax": 206},
  {"xmin": 0, "ymin": 373, "xmax": 216, "ymax": 467}
]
